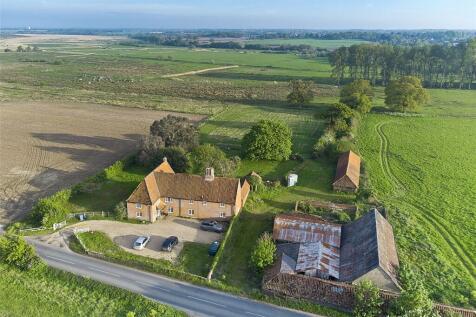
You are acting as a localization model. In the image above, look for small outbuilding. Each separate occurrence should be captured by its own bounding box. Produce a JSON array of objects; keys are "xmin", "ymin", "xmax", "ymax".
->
[
  {"xmin": 332, "ymin": 150, "xmax": 361, "ymax": 192},
  {"xmin": 287, "ymin": 173, "xmax": 298, "ymax": 187}
]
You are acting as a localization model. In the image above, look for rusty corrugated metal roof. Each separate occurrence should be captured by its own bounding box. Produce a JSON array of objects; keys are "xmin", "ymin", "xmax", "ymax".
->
[{"xmin": 273, "ymin": 213, "xmax": 342, "ymax": 247}]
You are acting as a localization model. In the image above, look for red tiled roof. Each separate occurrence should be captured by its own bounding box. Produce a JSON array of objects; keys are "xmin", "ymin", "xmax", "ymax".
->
[{"xmin": 333, "ymin": 150, "xmax": 361, "ymax": 188}]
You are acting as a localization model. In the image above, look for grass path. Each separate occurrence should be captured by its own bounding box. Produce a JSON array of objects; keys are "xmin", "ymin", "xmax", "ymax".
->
[
  {"xmin": 161, "ymin": 65, "xmax": 239, "ymax": 78},
  {"xmin": 375, "ymin": 121, "xmax": 476, "ymax": 282}
]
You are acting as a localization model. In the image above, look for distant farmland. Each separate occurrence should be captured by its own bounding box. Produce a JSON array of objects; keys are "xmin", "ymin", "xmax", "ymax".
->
[{"xmin": 245, "ymin": 38, "xmax": 371, "ymax": 49}]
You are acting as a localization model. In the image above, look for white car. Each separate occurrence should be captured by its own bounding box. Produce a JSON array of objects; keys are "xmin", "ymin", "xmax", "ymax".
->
[{"xmin": 133, "ymin": 236, "xmax": 150, "ymax": 250}]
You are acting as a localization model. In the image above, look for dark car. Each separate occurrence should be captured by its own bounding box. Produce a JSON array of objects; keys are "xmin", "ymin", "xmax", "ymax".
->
[
  {"xmin": 208, "ymin": 240, "xmax": 220, "ymax": 256},
  {"xmin": 161, "ymin": 236, "xmax": 179, "ymax": 252},
  {"xmin": 200, "ymin": 220, "xmax": 224, "ymax": 233}
]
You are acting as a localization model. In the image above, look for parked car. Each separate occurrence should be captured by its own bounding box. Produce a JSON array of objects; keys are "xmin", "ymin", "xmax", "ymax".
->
[
  {"xmin": 133, "ymin": 236, "xmax": 150, "ymax": 250},
  {"xmin": 208, "ymin": 240, "xmax": 220, "ymax": 256},
  {"xmin": 162, "ymin": 236, "xmax": 179, "ymax": 252},
  {"xmin": 200, "ymin": 220, "xmax": 224, "ymax": 233}
]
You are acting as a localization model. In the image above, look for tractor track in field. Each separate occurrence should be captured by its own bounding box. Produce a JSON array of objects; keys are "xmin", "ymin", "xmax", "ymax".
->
[{"xmin": 375, "ymin": 121, "xmax": 476, "ymax": 282}]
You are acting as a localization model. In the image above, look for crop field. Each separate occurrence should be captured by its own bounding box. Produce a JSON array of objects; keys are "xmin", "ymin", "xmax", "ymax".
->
[
  {"xmin": 245, "ymin": 38, "xmax": 371, "ymax": 49},
  {"xmin": 357, "ymin": 89, "xmax": 476, "ymax": 307}
]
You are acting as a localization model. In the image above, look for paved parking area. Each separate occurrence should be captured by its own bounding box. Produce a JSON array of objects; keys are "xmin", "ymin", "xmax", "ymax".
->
[{"xmin": 67, "ymin": 217, "xmax": 222, "ymax": 262}]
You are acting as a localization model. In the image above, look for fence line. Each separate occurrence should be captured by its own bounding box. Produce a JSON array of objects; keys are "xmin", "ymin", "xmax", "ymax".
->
[{"xmin": 263, "ymin": 272, "xmax": 476, "ymax": 317}]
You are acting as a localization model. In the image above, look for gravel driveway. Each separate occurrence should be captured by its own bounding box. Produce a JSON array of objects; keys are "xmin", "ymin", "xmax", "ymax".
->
[{"xmin": 69, "ymin": 217, "xmax": 221, "ymax": 262}]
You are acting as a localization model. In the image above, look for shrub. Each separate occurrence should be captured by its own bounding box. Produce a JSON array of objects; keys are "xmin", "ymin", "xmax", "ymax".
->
[
  {"xmin": 189, "ymin": 144, "xmax": 239, "ymax": 177},
  {"xmin": 246, "ymin": 174, "xmax": 264, "ymax": 192},
  {"xmin": 353, "ymin": 280, "xmax": 383, "ymax": 317},
  {"xmin": 251, "ymin": 232, "xmax": 276, "ymax": 271},
  {"xmin": 113, "ymin": 202, "xmax": 127, "ymax": 220},
  {"xmin": 138, "ymin": 145, "xmax": 190, "ymax": 172},
  {"xmin": 0, "ymin": 234, "xmax": 41, "ymax": 271},
  {"xmin": 242, "ymin": 120, "xmax": 292, "ymax": 161},
  {"xmin": 337, "ymin": 212, "xmax": 351, "ymax": 223},
  {"xmin": 391, "ymin": 264, "xmax": 435, "ymax": 317},
  {"xmin": 104, "ymin": 160, "xmax": 125, "ymax": 179},
  {"xmin": 289, "ymin": 153, "xmax": 304, "ymax": 162},
  {"xmin": 31, "ymin": 189, "xmax": 71, "ymax": 227}
]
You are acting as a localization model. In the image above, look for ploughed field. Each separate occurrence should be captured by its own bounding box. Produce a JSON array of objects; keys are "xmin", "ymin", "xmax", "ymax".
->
[{"xmin": 0, "ymin": 101, "xmax": 203, "ymax": 223}]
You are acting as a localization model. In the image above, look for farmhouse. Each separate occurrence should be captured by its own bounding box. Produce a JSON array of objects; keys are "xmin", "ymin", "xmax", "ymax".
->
[
  {"xmin": 332, "ymin": 150, "xmax": 361, "ymax": 192},
  {"xmin": 126, "ymin": 158, "xmax": 250, "ymax": 222},
  {"xmin": 272, "ymin": 210, "xmax": 400, "ymax": 291}
]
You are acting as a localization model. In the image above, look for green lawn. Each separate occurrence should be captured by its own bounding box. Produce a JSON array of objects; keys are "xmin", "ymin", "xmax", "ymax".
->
[
  {"xmin": 77, "ymin": 231, "xmax": 213, "ymax": 278},
  {"xmin": 68, "ymin": 162, "xmax": 149, "ymax": 213},
  {"xmin": 356, "ymin": 89, "xmax": 476, "ymax": 308},
  {"xmin": 0, "ymin": 263, "xmax": 184, "ymax": 317}
]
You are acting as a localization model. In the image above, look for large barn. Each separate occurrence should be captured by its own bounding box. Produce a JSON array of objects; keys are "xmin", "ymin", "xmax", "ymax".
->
[
  {"xmin": 272, "ymin": 210, "xmax": 400, "ymax": 292},
  {"xmin": 332, "ymin": 150, "xmax": 361, "ymax": 192}
]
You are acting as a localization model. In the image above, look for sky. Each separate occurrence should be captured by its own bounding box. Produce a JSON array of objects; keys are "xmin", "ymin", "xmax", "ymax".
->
[{"xmin": 1, "ymin": 0, "xmax": 476, "ymax": 30}]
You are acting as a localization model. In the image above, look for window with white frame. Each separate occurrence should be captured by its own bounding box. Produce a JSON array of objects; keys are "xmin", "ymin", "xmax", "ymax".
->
[
  {"xmin": 136, "ymin": 211, "xmax": 142, "ymax": 217},
  {"xmin": 202, "ymin": 200, "xmax": 207, "ymax": 206},
  {"xmin": 167, "ymin": 207, "xmax": 174, "ymax": 214},
  {"xmin": 135, "ymin": 203, "xmax": 142, "ymax": 209},
  {"xmin": 220, "ymin": 202, "xmax": 225, "ymax": 208},
  {"xmin": 189, "ymin": 199, "xmax": 194, "ymax": 205},
  {"xmin": 188, "ymin": 209, "xmax": 194, "ymax": 216},
  {"xmin": 165, "ymin": 197, "xmax": 172, "ymax": 203},
  {"xmin": 219, "ymin": 212, "xmax": 225, "ymax": 218}
]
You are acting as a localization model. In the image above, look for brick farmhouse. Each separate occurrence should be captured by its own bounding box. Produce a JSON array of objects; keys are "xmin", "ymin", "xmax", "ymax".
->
[{"xmin": 126, "ymin": 158, "xmax": 250, "ymax": 222}]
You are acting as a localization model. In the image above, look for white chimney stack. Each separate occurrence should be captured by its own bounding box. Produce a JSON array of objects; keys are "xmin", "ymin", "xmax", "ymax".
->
[{"xmin": 204, "ymin": 167, "xmax": 215, "ymax": 181}]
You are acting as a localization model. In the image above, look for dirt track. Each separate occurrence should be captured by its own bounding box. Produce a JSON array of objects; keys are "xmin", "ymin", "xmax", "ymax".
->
[
  {"xmin": 0, "ymin": 101, "xmax": 203, "ymax": 224},
  {"xmin": 161, "ymin": 65, "xmax": 239, "ymax": 78}
]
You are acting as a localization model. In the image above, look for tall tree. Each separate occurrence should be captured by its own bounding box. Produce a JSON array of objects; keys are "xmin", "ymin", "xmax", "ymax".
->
[
  {"xmin": 339, "ymin": 79, "xmax": 374, "ymax": 114},
  {"xmin": 149, "ymin": 115, "xmax": 198, "ymax": 150},
  {"xmin": 242, "ymin": 120, "xmax": 292, "ymax": 161},
  {"xmin": 287, "ymin": 80, "xmax": 314, "ymax": 107},
  {"xmin": 385, "ymin": 76, "xmax": 429, "ymax": 112}
]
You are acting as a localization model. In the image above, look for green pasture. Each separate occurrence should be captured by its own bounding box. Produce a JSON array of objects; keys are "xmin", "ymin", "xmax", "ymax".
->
[{"xmin": 357, "ymin": 89, "xmax": 476, "ymax": 307}]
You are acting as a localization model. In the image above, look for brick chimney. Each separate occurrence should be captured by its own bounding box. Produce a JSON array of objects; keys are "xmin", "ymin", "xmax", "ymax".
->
[{"xmin": 204, "ymin": 167, "xmax": 215, "ymax": 181}]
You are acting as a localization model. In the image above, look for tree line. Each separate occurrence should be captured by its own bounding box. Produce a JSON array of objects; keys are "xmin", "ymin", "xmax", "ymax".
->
[{"xmin": 329, "ymin": 40, "xmax": 476, "ymax": 89}]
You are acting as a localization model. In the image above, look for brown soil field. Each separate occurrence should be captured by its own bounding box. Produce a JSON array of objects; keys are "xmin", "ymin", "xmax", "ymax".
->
[
  {"xmin": 0, "ymin": 34, "xmax": 125, "ymax": 50},
  {"xmin": 0, "ymin": 101, "xmax": 204, "ymax": 224}
]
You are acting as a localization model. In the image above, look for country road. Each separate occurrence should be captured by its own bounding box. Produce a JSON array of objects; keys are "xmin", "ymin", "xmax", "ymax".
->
[{"xmin": 31, "ymin": 240, "xmax": 317, "ymax": 317}]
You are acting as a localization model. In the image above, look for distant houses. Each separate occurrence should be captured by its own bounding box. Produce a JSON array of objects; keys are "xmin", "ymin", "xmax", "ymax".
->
[
  {"xmin": 333, "ymin": 150, "xmax": 361, "ymax": 192},
  {"xmin": 271, "ymin": 210, "xmax": 400, "ymax": 292}
]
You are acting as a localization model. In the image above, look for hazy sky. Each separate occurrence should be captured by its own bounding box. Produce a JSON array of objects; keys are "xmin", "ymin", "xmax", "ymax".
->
[{"xmin": 2, "ymin": 0, "xmax": 476, "ymax": 29}]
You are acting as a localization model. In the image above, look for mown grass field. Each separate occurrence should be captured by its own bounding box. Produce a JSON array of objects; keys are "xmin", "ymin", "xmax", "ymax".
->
[
  {"xmin": 357, "ymin": 89, "xmax": 476, "ymax": 307},
  {"xmin": 0, "ymin": 263, "xmax": 184, "ymax": 317}
]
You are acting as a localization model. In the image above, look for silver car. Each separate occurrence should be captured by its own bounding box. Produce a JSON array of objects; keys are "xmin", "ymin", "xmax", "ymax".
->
[{"xmin": 133, "ymin": 236, "xmax": 150, "ymax": 250}]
